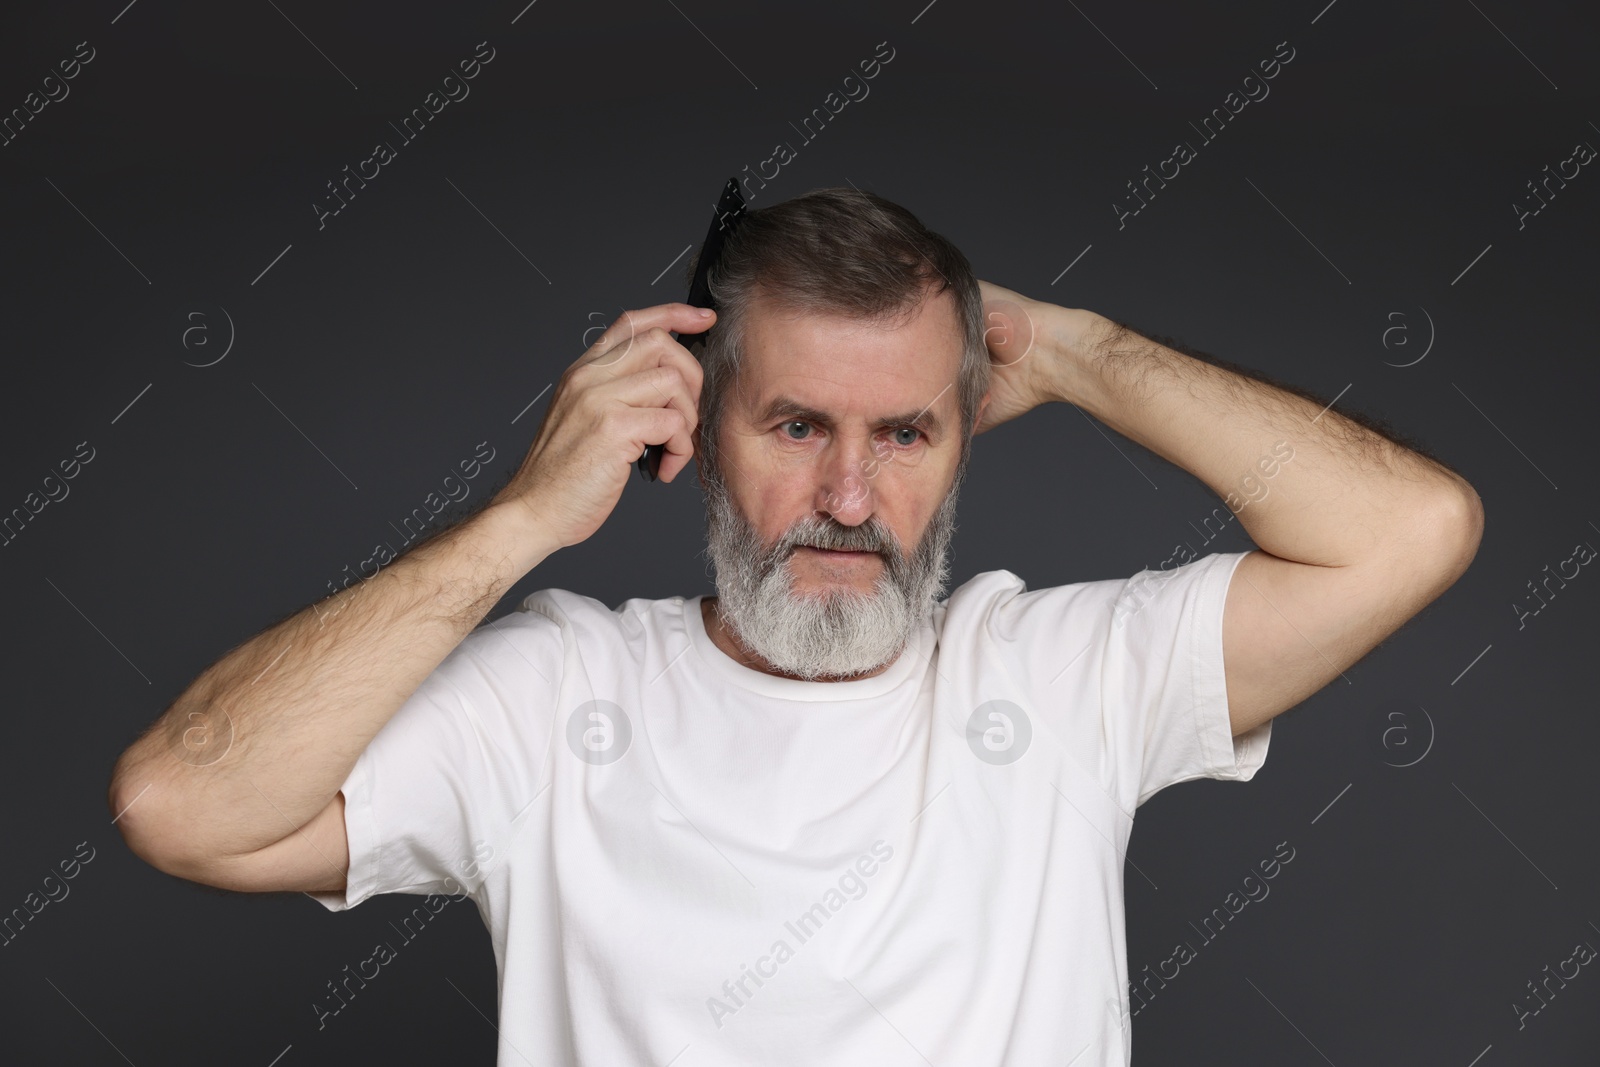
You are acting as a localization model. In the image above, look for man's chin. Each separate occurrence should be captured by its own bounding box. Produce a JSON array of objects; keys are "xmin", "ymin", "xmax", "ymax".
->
[{"xmin": 756, "ymin": 638, "xmax": 903, "ymax": 682}]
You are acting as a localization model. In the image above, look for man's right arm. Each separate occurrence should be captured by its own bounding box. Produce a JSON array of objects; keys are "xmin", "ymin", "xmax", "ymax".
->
[
  {"xmin": 107, "ymin": 502, "xmax": 557, "ymax": 893},
  {"xmin": 107, "ymin": 301, "xmax": 714, "ymax": 896}
]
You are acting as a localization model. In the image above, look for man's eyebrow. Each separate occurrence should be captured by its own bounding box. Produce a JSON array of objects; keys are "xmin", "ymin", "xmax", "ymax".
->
[{"xmin": 754, "ymin": 394, "xmax": 947, "ymax": 436}]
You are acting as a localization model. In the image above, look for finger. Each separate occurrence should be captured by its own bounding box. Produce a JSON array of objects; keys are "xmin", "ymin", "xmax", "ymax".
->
[
  {"xmin": 584, "ymin": 304, "xmax": 716, "ymax": 368},
  {"xmin": 659, "ymin": 446, "xmax": 693, "ymax": 483},
  {"xmin": 626, "ymin": 406, "xmax": 695, "ymax": 481},
  {"xmin": 596, "ymin": 363, "xmax": 699, "ymax": 439},
  {"xmin": 981, "ymin": 299, "xmax": 1036, "ymax": 367},
  {"xmin": 623, "ymin": 350, "xmax": 700, "ymax": 419},
  {"xmin": 584, "ymin": 328, "xmax": 709, "ymax": 421},
  {"xmin": 657, "ymin": 426, "xmax": 694, "ymax": 483},
  {"xmin": 640, "ymin": 326, "xmax": 706, "ymax": 396},
  {"xmin": 637, "ymin": 345, "xmax": 705, "ymax": 484}
]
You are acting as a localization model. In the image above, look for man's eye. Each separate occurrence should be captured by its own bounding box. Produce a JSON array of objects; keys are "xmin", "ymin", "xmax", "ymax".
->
[{"xmin": 780, "ymin": 422, "xmax": 920, "ymax": 445}]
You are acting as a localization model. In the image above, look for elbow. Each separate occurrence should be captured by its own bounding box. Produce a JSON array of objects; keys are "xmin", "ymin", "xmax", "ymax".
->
[
  {"xmin": 107, "ymin": 748, "xmax": 141, "ymax": 837},
  {"xmin": 1413, "ymin": 481, "xmax": 1484, "ymax": 591},
  {"xmin": 1439, "ymin": 481, "xmax": 1485, "ymax": 578},
  {"xmin": 109, "ymin": 740, "xmax": 259, "ymax": 887},
  {"xmin": 108, "ymin": 751, "xmax": 189, "ymax": 879},
  {"xmin": 108, "ymin": 758, "xmax": 161, "ymax": 871}
]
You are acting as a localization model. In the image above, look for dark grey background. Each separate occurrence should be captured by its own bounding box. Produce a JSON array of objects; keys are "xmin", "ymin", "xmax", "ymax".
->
[{"xmin": 2, "ymin": 0, "xmax": 1596, "ymax": 1062}]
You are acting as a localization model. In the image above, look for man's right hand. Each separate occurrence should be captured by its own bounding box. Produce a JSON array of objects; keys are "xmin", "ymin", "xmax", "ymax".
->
[{"xmin": 491, "ymin": 303, "xmax": 715, "ymax": 552}]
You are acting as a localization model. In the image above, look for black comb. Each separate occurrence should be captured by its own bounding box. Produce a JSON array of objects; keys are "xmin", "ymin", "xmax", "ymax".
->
[{"xmin": 637, "ymin": 176, "xmax": 747, "ymax": 482}]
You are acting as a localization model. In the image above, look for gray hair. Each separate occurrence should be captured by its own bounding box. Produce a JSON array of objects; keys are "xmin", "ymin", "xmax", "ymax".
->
[{"xmin": 687, "ymin": 187, "xmax": 989, "ymax": 479}]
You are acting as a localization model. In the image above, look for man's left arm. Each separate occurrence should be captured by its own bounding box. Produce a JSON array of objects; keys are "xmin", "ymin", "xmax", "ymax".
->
[{"xmin": 977, "ymin": 282, "xmax": 1485, "ymax": 738}]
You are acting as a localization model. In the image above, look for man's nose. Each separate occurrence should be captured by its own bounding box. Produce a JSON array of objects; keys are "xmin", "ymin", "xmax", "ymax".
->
[{"xmin": 813, "ymin": 431, "xmax": 879, "ymax": 525}]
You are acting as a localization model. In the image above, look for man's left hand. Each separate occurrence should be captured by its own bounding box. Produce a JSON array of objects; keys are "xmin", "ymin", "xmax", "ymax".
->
[{"xmin": 973, "ymin": 280, "xmax": 1098, "ymax": 435}]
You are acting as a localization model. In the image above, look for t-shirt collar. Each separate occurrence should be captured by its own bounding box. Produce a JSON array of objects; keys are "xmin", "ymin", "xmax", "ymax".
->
[{"xmin": 684, "ymin": 595, "xmax": 933, "ymax": 701}]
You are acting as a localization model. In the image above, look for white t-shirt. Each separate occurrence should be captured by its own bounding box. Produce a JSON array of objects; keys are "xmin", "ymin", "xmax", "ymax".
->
[{"xmin": 310, "ymin": 549, "xmax": 1272, "ymax": 1065}]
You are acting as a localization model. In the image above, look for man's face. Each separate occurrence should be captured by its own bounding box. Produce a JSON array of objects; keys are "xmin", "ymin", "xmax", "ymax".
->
[{"xmin": 697, "ymin": 285, "xmax": 986, "ymax": 680}]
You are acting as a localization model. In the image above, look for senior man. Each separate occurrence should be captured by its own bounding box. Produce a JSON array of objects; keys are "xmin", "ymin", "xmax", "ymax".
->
[{"xmin": 109, "ymin": 187, "xmax": 1482, "ymax": 1065}]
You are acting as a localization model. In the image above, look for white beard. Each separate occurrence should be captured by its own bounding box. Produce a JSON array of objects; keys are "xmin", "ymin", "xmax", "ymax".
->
[{"xmin": 699, "ymin": 454, "xmax": 965, "ymax": 681}]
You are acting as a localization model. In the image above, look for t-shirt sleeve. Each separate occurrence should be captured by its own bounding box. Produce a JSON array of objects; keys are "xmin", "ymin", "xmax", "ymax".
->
[
  {"xmin": 305, "ymin": 601, "xmax": 564, "ymax": 912},
  {"xmin": 1099, "ymin": 549, "xmax": 1271, "ymax": 807}
]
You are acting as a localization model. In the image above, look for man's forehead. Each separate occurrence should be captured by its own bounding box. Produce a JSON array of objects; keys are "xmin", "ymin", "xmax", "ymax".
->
[{"xmin": 734, "ymin": 289, "xmax": 962, "ymax": 429}]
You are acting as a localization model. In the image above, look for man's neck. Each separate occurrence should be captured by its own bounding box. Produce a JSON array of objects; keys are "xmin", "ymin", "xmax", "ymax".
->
[{"xmin": 699, "ymin": 596, "xmax": 896, "ymax": 682}]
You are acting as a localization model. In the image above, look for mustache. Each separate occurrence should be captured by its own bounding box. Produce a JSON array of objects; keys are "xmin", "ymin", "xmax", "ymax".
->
[{"xmin": 781, "ymin": 522, "xmax": 893, "ymax": 556}]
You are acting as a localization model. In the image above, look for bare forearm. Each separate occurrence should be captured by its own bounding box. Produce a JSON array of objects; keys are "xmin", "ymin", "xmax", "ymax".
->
[
  {"xmin": 110, "ymin": 501, "xmax": 556, "ymax": 868},
  {"xmin": 1045, "ymin": 311, "xmax": 1480, "ymax": 568}
]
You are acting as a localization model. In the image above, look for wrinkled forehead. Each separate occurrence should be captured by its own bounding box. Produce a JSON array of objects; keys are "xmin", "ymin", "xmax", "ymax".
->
[{"xmin": 731, "ymin": 288, "xmax": 964, "ymax": 427}]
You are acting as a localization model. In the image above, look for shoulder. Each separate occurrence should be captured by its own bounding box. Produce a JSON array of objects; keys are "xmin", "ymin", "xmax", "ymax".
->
[
  {"xmin": 938, "ymin": 568, "xmax": 1126, "ymax": 636},
  {"xmin": 515, "ymin": 586, "xmax": 616, "ymax": 626},
  {"xmin": 937, "ymin": 554, "xmax": 1244, "ymax": 640},
  {"xmin": 506, "ymin": 587, "xmax": 688, "ymax": 645}
]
